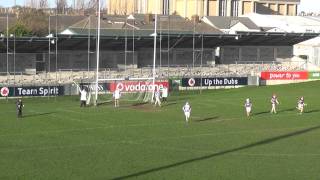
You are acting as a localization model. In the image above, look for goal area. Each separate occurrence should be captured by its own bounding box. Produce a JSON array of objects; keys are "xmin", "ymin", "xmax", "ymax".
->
[{"xmin": 86, "ymin": 77, "xmax": 161, "ymax": 106}]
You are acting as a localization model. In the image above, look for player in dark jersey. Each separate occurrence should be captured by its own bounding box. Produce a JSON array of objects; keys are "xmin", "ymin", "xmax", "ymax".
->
[{"xmin": 16, "ymin": 99, "xmax": 24, "ymax": 118}]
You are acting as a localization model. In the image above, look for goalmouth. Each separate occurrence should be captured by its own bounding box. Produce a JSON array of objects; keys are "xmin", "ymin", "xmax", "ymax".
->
[{"xmin": 89, "ymin": 77, "xmax": 164, "ymax": 106}]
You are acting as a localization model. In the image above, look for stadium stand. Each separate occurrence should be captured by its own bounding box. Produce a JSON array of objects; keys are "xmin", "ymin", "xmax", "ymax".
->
[{"xmin": 0, "ymin": 60, "xmax": 305, "ymax": 85}]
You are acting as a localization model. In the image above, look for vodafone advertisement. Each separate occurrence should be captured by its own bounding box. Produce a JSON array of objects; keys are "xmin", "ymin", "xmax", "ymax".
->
[
  {"xmin": 108, "ymin": 81, "xmax": 169, "ymax": 92},
  {"xmin": 261, "ymin": 71, "xmax": 308, "ymax": 80}
]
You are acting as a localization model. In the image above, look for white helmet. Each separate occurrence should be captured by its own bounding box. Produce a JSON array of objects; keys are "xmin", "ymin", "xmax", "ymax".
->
[{"xmin": 246, "ymin": 98, "xmax": 250, "ymax": 102}]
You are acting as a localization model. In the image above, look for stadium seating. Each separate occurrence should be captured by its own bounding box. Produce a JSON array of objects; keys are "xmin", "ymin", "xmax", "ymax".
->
[{"xmin": 0, "ymin": 61, "xmax": 305, "ymax": 86}]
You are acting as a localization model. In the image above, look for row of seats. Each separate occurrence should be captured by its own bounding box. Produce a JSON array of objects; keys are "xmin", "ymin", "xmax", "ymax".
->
[{"xmin": 0, "ymin": 63, "xmax": 304, "ymax": 85}]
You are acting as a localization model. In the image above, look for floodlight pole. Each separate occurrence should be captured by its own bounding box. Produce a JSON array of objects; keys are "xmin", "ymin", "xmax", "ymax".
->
[{"xmin": 94, "ymin": 0, "xmax": 101, "ymax": 106}]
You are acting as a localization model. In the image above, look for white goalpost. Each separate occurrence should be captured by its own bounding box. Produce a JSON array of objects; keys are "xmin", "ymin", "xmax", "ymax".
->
[
  {"xmin": 93, "ymin": 0, "xmax": 159, "ymax": 106},
  {"xmin": 89, "ymin": 77, "xmax": 158, "ymax": 106},
  {"xmin": 94, "ymin": 0, "xmax": 101, "ymax": 106}
]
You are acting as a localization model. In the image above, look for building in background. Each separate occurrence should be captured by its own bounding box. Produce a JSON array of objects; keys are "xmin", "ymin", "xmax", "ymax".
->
[{"xmin": 107, "ymin": 0, "xmax": 300, "ymax": 18}]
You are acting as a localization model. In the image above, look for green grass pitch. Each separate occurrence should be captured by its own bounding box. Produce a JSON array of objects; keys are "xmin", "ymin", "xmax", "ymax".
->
[{"xmin": 1, "ymin": 81, "xmax": 320, "ymax": 180}]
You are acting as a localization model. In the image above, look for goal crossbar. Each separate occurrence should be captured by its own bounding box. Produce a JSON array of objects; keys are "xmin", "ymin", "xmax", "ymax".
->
[{"xmin": 98, "ymin": 77, "xmax": 154, "ymax": 81}]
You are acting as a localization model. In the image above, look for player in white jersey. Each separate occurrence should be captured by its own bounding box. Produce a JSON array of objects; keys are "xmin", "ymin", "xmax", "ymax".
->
[
  {"xmin": 154, "ymin": 89, "xmax": 161, "ymax": 107},
  {"xmin": 113, "ymin": 89, "xmax": 121, "ymax": 107},
  {"xmin": 161, "ymin": 87, "xmax": 168, "ymax": 103},
  {"xmin": 270, "ymin": 94, "xmax": 279, "ymax": 114},
  {"xmin": 244, "ymin": 98, "xmax": 252, "ymax": 117},
  {"xmin": 182, "ymin": 102, "xmax": 191, "ymax": 122},
  {"xmin": 79, "ymin": 87, "xmax": 87, "ymax": 107},
  {"xmin": 296, "ymin": 96, "xmax": 306, "ymax": 114}
]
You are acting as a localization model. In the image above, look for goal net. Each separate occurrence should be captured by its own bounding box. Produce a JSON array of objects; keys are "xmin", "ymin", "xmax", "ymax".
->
[{"xmin": 84, "ymin": 78, "xmax": 167, "ymax": 106}]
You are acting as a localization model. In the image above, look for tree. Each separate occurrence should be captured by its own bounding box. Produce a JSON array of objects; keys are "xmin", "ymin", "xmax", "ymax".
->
[
  {"xmin": 56, "ymin": 0, "xmax": 68, "ymax": 14},
  {"xmin": 76, "ymin": 0, "xmax": 85, "ymax": 9},
  {"xmin": 25, "ymin": 0, "xmax": 38, "ymax": 8},
  {"xmin": 8, "ymin": 22, "xmax": 32, "ymax": 37},
  {"xmin": 86, "ymin": 0, "xmax": 97, "ymax": 10},
  {"xmin": 39, "ymin": 0, "xmax": 49, "ymax": 9},
  {"xmin": 16, "ymin": 9, "xmax": 49, "ymax": 36}
]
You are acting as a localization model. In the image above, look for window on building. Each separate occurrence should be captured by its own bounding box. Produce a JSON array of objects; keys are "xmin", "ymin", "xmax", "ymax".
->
[
  {"xmin": 219, "ymin": 0, "xmax": 226, "ymax": 16},
  {"xmin": 231, "ymin": 0, "xmax": 239, "ymax": 16},
  {"xmin": 163, "ymin": 0, "xmax": 169, "ymax": 15}
]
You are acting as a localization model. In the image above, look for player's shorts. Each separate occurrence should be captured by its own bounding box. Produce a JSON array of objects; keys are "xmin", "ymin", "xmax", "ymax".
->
[
  {"xmin": 298, "ymin": 104, "xmax": 303, "ymax": 109},
  {"xmin": 184, "ymin": 112, "xmax": 190, "ymax": 118},
  {"xmin": 246, "ymin": 107, "xmax": 251, "ymax": 113}
]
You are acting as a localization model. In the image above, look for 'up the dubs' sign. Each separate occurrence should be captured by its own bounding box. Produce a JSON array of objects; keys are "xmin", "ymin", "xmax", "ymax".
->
[{"xmin": 181, "ymin": 77, "xmax": 248, "ymax": 87}]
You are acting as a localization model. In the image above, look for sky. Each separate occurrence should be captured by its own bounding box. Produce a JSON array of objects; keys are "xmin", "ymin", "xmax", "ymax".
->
[
  {"xmin": 0, "ymin": 0, "xmax": 319, "ymax": 13},
  {"xmin": 0, "ymin": 0, "xmax": 74, "ymax": 7},
  {"xmin": 298, "ymin": 0, "xmax": 320, "ymax": 13}
]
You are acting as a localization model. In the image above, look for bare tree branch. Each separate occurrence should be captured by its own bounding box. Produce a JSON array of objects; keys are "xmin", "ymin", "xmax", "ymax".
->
[
  {"xmin": 55, "ymin": 0, "xmax": 68, "ymax": 14},
  {"xmin": 39, "ymin": 0, "xmax": 48, "ymax": 9},
  {"xmin": 76, "ymin": 0, "xmax": 85, "ymax": 9}
]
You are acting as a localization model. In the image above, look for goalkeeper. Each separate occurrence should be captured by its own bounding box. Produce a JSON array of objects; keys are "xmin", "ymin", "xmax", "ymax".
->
[
  {"xmin": 79, "ymin": 87, "xmax": 87, "ymax": 107},
  {"xmin": 113, "ymin": 89, "xmax": 121, "ymax": 107}
]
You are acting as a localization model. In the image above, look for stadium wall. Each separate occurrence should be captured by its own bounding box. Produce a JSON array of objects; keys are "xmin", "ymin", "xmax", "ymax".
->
[
  {"xmin": 0, "ymin": 48, "xmax": 214, "ymax": 73},
  {"xmin": 0, "ymin": 46, "xmax": 293, "ymax": 73},
  {"xmin": 220, "ymin": 46, "xmax": 293, "ymax": 64},
  {"xmin": 0, "ymin": 53, "xmax": 36, "ymax": 72}
]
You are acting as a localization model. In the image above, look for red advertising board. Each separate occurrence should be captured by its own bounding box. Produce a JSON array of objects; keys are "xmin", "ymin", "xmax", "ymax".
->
[
  {"xmin": 109, "ymin": 81, "xmax": 169, "ymax": 92},
  {"xmin": 261, "ymin": 71, "xmax": 308, "ymax": 80}
]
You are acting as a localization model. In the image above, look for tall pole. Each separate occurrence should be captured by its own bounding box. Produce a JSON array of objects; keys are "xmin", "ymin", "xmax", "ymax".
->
[
  {"xmin": 151, "ymin": 1, "xmax": 158, "ymax": 103},
  {"xmin": 88, "ymin": 16, "xmax": 91, "ymax": 74},
  {"xmin": 167, "ymin": 15, "xmax": 170, "ymax": 78},
  {"xmin": 95, "ymin": 0, "xmax": 101, "ymax": 106},
  {"xmin": 55, "ymin": 15, "xmax": 58, "ymax": 82},
  {"xmin": 48, "ymin": 16, "xmax": 51, "ymax": 75},
  {"xmin": 159, "ymin": 16, "xmax": 162, "ymax": 71},
  {"xmin": 6, "ymin": 12, "xmax": 9, "ymax": 75},
  {"xmin": 192, "ymin": 18, "xmax": 195, "ymax": 69},
  {"xmin": 132, "ymin": 18, "xmax": 135, "ymax": 75},
  {"xmin": 13, "ymin": 34, "xmax": 15, "ymax": 86},
  {"xmin": 200, "ymin": 34, "xmax": 203, "ymax": 94},
  {"xmin": 125, "ymin": 18, "xmax": 127, "ymax": 72}
]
